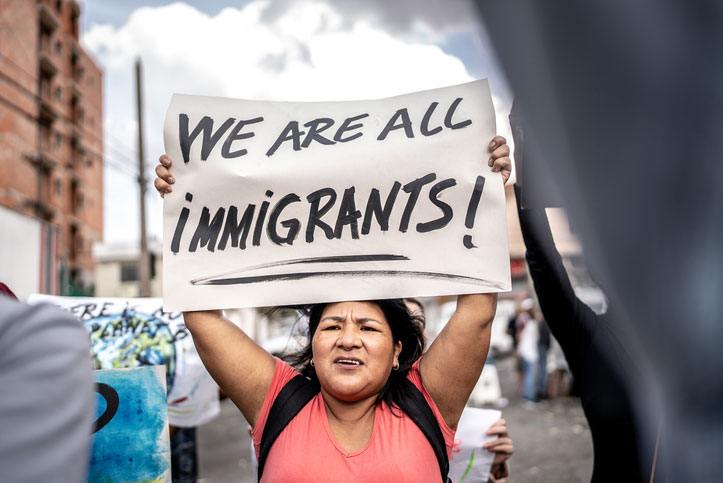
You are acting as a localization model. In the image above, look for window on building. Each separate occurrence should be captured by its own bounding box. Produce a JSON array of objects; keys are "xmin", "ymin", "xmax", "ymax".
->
[
  {"xmin": 55, "ymin": 86, "xmax": 62, "ymax": 102},
  {"xmin": 121, "ymin": 262, "xmax": 139, "ymax": 282},
  {"xmin": 40, "ymin": 123, "xmax": 51, "ymax": 150},
  {"xmin": 54, "ymin": 132, "xmax": 62, "ymax": 150},
  {"xmin": 39, "ymin": 28, "xmax": 51, "ymax": 52},
  {"xmin": 55, "ymin": 40, "xmax": 63, "ymax": 56},
  {"xmin": 54, "ymin": 179, "xmax": 62, "ymax": 197},
  {"xmin": 55, "ymin": 0, "xmax": 62, "ymax": 13},
  {"xmin": 71, "ymin": 11, "xmax": 79, "ymax": 39},
  {"xmin": 39, "ymin": 77, "xmax": 51, "ymax": 99},
  {"xmin": 77, "ymin": 108, "xmax": 84, "ymax": 123}
]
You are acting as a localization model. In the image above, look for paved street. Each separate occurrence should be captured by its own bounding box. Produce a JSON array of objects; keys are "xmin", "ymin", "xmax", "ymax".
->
[
  {"xmin": 196, "ymin": 353, "xmax": 593, "ymax": 482},
  {"xmin": 492, "ymin": 353, "xmax": 594, "ymax": 482}
]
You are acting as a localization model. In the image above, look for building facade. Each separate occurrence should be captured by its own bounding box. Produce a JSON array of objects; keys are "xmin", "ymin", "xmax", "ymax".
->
[
  {"xmin": 0, "ymin": 0, "xmax": 103, "ymax": 296},
  {"xmin": 93, "ymin": 239, "xmax": 163, "ymax": 299}
]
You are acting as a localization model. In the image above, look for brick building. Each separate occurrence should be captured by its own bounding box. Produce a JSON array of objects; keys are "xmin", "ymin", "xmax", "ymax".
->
[{"xmin": 0, "ymin": 0, "xmax": 102, "ymax": 296}]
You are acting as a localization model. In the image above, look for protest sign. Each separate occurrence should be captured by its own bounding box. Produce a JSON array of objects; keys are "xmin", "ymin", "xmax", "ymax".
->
[
  {"xmin": 89, "ymin": 366, "xmax": 171, "ymax": 483},
  {"xmin": 163, "ymin": 79, "xmax": 510, "ymax": 311},
  {"xmin": 449, "ymin": 407, "xmax": 502, "ymax": 483},
  {"xmin": 28, "ymin": 295, "xmax": 219, "ymax": 427}
]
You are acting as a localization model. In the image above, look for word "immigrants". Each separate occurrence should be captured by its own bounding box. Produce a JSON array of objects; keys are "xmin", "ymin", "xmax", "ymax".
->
[{"xmin": 170, "ymin": 173, "xmax": 487, "ymax": 254}]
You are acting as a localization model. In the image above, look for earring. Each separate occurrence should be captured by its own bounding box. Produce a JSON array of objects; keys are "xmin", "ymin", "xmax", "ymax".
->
[
  {"xmin": 392, "ymin": 362, "xmax": 399, "ymax": 370},
  {"xmin": 310, "ymin": 359, "xmax": 315, "ymax": 367}
]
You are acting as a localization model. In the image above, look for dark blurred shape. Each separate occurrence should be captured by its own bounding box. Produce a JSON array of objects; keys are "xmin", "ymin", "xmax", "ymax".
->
[
  {"xmin": 475, "ymin": 1, "xmax": 723, "ymax": 480},
  {"xmin": 171, "ymin": 427, "xmax": 198, "ymax": 483},
  {"xmin": 508, "ymin": 100, "xmax": 564, "ymax": 209}
]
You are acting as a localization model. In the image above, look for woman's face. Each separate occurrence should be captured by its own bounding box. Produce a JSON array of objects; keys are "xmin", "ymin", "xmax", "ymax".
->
[{"xmin": 312, "ymin": 301, "xmax": 402, "ymax": 403}]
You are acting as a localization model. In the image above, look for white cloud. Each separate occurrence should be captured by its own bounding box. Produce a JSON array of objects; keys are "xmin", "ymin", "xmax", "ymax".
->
[{"xmin": 83, "ymin": 0, "xmax": 511, "ymax": 243}]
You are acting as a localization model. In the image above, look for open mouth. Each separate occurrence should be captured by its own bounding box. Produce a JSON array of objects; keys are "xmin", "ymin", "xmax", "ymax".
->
[{"xmin": 334, "ymin": 358, "xmax": 363, "ymax": 367}]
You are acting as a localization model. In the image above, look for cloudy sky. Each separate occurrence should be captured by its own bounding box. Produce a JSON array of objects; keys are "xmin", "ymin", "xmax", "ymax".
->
[{"xmin": 80, "ymin": 0, "xmax": 512, "ymax": 243}]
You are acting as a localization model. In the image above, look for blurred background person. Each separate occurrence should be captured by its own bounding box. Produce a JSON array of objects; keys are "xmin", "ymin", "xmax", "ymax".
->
[
  {"xmin": 535, "ymin": 313, "xmax": 551, "ymax": 400},
  {"xmin": 515, "ymin": 299, "xmax": 539, "ymax": 404}
]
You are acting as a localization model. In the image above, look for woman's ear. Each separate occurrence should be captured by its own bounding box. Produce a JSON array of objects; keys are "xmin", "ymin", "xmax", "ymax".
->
[{"xmin": 394, "ymin": 341, "xmax": 402, "ymax": 366}]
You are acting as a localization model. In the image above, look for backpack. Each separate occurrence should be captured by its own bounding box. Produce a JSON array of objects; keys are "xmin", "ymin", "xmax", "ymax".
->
[{"xmin": 257, "ymin": 374, "xmax": 451, "ymax": 483}]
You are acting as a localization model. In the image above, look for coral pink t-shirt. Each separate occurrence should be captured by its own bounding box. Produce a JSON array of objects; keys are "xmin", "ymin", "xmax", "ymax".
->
[{"xmin": 251, "ymin": 358, "xmax": 455, "ymax": 483}]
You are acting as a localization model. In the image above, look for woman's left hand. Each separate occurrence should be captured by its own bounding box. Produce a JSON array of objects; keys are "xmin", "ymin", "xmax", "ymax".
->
[
  {"xmin": 483, "ymin": 418, "xmax": 514, "ymax": 467},
  {"xmin": 488, "ymin": 136, "xmax": 512, "ymax": 185}
]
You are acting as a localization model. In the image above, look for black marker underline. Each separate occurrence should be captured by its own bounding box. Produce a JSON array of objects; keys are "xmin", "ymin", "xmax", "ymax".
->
[
  {"xmin": 190, "ymin": 254, "xmax": 409, "ymax": 284},
  {"xmin": 191, "ymin": 270, "xmax": 505, "ymax": 289}
]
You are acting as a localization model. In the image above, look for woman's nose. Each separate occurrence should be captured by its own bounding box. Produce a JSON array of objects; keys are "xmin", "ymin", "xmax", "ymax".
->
[{"xmin": 337, "ymin": 324, "xmax": 361, "ymax": 348}]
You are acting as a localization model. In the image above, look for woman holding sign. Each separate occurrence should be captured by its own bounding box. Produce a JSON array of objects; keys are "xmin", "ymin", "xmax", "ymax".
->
[{"xmin": 154, "ymin": 135, "xmax": 511, "ymax": 482}]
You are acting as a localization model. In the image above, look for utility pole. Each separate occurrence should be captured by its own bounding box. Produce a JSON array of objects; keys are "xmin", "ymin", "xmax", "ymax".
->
[{"xmin": 136, "ymin": 58, "xmax": 151, "ymax": 297}]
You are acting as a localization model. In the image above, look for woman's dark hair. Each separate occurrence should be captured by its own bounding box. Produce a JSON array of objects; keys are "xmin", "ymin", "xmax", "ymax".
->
[{"xmin": 284, "ymin": 299, "xmax": 425, "ymax": 415}]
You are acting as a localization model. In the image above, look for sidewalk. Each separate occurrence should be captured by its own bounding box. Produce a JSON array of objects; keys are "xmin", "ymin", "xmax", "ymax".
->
[{"xmin": 484, "ymin": 352, "xmax": 594, "ymax": 482}]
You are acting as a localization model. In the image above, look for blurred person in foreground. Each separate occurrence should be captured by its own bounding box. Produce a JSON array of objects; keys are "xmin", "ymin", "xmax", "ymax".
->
[
  {"xmin": 509, "ymin": 102, "xmax": 663, "ymax": 482},
  {"xmin": 0, "ymin": 288, "xmax": 94, "ymax": 483},
  {"xmin": 406, "ymin": 298, "xmax": 513, "ymax": 483}
]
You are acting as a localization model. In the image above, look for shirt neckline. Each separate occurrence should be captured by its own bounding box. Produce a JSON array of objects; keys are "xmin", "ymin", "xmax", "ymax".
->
[{"xmin": 318, "ymin": 394, "xmax": 380, "ymax": 458}]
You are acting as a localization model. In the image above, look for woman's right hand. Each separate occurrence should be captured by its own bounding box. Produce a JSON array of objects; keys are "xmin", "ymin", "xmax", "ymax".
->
[{"xmin": 154, "ymin": 155, "xmax": 175, "ymax": 197}]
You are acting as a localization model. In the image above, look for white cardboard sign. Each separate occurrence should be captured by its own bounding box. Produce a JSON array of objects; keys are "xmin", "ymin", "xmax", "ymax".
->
[{"xmin": 162, "ymin": 80, "xmax": 510, "ymax": 311}]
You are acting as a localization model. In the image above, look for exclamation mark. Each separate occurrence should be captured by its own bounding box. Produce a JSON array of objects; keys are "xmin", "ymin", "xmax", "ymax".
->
[{"xmin": 463, "ymin": 176, "xmax": 485, "ymax": 249}]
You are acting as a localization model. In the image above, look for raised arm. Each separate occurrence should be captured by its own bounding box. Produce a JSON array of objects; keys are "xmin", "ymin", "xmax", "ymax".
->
[
  {"xmin": 156, "ymin": 155, "xmax": 276, "ymax": 426},
  {"xmin": 508, "ymin": 101, "xmax": 598, "ymax": 359},
  {"xmin": 419, "ymin": 135, "xmax": 510, "ymax": 429},
  {"xmin": 183, "ymin": 311, "xmax": 275, "ymax": 426},
  {"xmin": 515, "ymin": 190, "xmax": 597, "ymax": 355},
  {"xmin": 420, "ymin": 293, "xmax": 497, "ymax": 430}
]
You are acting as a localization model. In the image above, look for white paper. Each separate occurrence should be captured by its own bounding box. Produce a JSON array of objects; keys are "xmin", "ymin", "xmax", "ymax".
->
[
  {"xmin": 162, "ymin": 79, "xmax": 510, "ymax": 311},
  {"xmin": 449, "ymin": 407, "xmax": 502, "ymax": 483},
  {"xmin": 28, "ymin": 294, "xmax": 219, "ymax": 427}
]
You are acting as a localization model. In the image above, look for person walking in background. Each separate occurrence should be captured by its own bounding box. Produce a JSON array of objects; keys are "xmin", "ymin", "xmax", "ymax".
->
[
  {"xmin": 515, "ymin": 300, "xmax": 539, "ymax": 404},
  {"xmin": 506, "ymin": 299, "xmax": 525, "ymax": 394},
  {"xmin": 546, "ymin": 336, "xmax": 571, "ymax": 398},
  {"xmin": 536, "ymin": 314, "xmax": 551, "ymax": 400}
]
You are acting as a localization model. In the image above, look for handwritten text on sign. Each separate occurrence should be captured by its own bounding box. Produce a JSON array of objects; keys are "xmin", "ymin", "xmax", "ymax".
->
[{"xmin": 162, "ymin": 80, "xmax": 510, "ymax": 311}]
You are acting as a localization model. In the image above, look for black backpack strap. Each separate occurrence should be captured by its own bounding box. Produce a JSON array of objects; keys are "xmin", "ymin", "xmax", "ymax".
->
[
  {"xmin": 257, "ymin": 374, "xmax": 320, "ymax": 481},
  {"xmin": 401, "ymin": 378, "xmax": 451, "ymax": 483}
]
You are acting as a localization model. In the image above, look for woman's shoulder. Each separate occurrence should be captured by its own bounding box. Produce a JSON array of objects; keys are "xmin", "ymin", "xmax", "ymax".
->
[
  {"xmin": 405, "ymin": 357, "xmax": 424, "ymax": 389},
  {"xmin": 405, "ymin": 357, "xmax": 456, "ymax": 441},
  {"xmin": 251, "ymin": 358, "xmax": 301, "ymax": 442}
]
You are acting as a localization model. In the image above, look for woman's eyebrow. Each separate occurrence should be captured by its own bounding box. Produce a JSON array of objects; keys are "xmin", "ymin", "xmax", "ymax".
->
[
  {"xmin": 355, "ymin": 317, "xmax": 382, "ymax": 324},
  {"xmin": 320, "ymin": 315, "xmax": 344, "ymax": 322}
]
